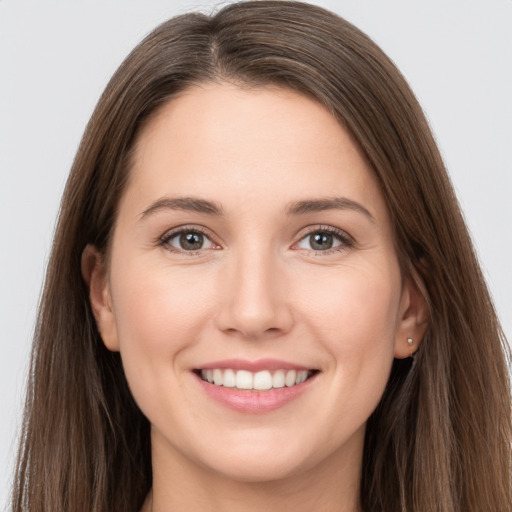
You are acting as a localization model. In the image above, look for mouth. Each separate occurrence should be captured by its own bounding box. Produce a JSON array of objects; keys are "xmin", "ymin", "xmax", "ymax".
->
[
  {"xmin": 193, "ymin": 359, "xmax": 320, "ymax": 412},
  {"xmin": 195, "ymin": 368, "xmax": 318, "ymax": 391}
]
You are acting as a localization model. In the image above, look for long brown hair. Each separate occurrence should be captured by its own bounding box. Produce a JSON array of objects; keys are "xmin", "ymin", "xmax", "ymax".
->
[{"xmin": 12, "ymin": 2, "xmax": 511, "ymax": 511}]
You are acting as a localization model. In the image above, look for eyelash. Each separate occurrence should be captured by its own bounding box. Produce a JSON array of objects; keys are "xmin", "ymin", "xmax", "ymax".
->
[
  {"xmin": 294, "ymin": 225, "xmax": 354, "ymax": 255},
  {"xmin": 293, "ymin": 225, "xmax": 355, "ymax": 257},
  {"xmin": 158, "ymin": 225, "xmax": 354, "ymax": 255},
  {"xmin": 158, "ymin": 225, "xmax": 218, "ymax": 255}
]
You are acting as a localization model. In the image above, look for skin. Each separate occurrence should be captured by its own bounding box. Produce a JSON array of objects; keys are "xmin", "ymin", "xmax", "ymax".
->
[{"xmin": 83, "ymin": 83, "xmax": 427, "ymax": 512}]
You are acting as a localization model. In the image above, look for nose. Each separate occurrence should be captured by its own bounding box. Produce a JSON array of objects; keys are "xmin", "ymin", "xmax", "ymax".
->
[{"xmin": 215, "ymin": 248, "xmax": 294, "ymax": 340}]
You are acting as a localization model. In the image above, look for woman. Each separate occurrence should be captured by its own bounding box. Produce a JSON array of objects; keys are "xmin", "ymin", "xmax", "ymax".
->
[{"xmin": 12, "ymin": 1, "xmax": 511, "ymax": 511}]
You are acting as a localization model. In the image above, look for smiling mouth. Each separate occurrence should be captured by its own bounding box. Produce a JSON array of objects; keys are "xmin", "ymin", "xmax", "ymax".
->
[{"xmin": 196, "ymin": 368, "xmax": 318, "ymax": 391}]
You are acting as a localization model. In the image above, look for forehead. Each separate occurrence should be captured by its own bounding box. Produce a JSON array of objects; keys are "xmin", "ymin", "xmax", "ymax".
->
[{"xmin": 122, "ymin": 82, "xmax": 387, "ymax": 220}]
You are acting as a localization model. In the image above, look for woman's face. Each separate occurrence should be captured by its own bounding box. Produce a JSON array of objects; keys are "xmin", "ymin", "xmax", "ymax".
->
[{"xmin": 87, "ymin": 83, "xmax": 425, "ymax": 484}]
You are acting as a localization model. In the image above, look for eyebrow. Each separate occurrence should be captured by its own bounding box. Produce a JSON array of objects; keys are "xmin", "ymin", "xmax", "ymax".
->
[
  {"xmin": 140, "ymin": 197, "xmax": 224, "ymax": 219},
  {"xmin": 139, "ymin": 195, "xmax": 374, "ymax": 222},
  {"xmin": 286, "ymin": 197, "xmax": 375, "ymax": 222}
]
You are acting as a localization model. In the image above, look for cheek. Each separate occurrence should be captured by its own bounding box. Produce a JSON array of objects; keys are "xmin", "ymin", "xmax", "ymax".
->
[
  {"xmin": 301, "ymin": 262, "xmax": 401, "ymax": 346},
  {"xmin": 108, "ymin": 258, "xmax": 215, "ymax": 395},
  {"xmin": 297, "ymin": 260, "xmax": 401, "ymax": 402}
]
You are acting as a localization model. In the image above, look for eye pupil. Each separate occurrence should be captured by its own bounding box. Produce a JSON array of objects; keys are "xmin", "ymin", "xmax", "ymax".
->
[
  {"xmin": 310, "ymin": 232, "xmax": 333, "ymax": 250},
  {"xmin": 180, "ymin": 232, "xmax": 204, "ymax": 250}
]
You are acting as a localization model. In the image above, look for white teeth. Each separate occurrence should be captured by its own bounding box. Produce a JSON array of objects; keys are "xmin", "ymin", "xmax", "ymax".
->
[
  {"xmin": 296, "ymin": 370, "xmax": 308, "ymax": 384},
  {"xmin": 213, "ymin": 369, "xmax": 223, "ymax": 386},
  {"xmin": 200, "ymin": 368, "xmax": 312, "ymax": 390},
  {"xmin": 253, "ymin": 371, "xmax": 272, "ymax": 390},
  {"xmin": 236, "ymin": 370, "xmax": 253, "ymax": 390},
  {"xmin": 285, "ymin": 370, "xmax": 296, "ymax": 387},
  {"xmin": 272, "ymin": 370, "xmax": 285, "ymax": 388},
  {"xmin": 223, "ymin": 369, "xmax": 236, "ymax": 388}
]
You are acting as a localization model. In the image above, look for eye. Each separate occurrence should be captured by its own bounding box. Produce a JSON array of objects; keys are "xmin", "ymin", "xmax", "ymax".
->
[
  {"xmin": 161, "ymin": 228, "xmax": 217, "ymax": 252},
  {"xmin": 295, "ymin": 228, "xmax": 352, "ymax": 252}
]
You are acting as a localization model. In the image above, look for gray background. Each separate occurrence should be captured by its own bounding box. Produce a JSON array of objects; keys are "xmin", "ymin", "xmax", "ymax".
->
[{"xmin": 1, "ymin": 0, "xmax": 511, "ymax": 507}]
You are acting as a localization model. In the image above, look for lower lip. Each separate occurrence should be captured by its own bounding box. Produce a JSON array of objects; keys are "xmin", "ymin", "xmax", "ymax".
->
[{"xmin": 195, "ymin": 374, "xmax": 316, "ymax": 413}]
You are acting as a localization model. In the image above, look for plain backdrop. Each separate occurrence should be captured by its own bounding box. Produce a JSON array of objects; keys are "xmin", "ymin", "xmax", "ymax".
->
[{"xmin": 1, "ymin": 0, "xmax": 511, "ymax": 507}]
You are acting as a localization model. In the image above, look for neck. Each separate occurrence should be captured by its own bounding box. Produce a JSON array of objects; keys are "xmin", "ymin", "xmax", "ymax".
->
[{"xmin": 142, "ymin": 429, "xmax": 364, "ymax": 512}]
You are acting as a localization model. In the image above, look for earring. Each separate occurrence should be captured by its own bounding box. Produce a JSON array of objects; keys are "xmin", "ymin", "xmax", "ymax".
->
[{"xmin": 407, "ymin": 337, "xmax": 416, "ymax": 361}]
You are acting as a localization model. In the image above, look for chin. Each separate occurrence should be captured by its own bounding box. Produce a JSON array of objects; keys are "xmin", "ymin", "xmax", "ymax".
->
[
  {"xmin": 202, "ymin": 451, "xmax": 313, "ymax": 484},
  {"xmin": 186, "ymin": 426, "xmax": 347, "ymax": 485}
]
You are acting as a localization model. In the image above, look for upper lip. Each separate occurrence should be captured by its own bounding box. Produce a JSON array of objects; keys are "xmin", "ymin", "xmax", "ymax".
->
[{"xmin": 195, "ymin": 358, "xmax": 314, "ymax": 372}]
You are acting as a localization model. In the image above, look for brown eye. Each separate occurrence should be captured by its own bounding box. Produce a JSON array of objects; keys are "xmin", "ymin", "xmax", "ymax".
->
[
  {"xmin": 180, "ymin": 232, "xmax": 204, "ymax": 250},
  {"xmin": 295, "ymin": 229, "xmax": 351, "ymax": 252},
  {"xmin": 164, "ymin": 230, "xmax": 215, "ymax": 252},
  {"xmin": 309, "ymin": 232, "xmax": 334, "ymax": 250}
]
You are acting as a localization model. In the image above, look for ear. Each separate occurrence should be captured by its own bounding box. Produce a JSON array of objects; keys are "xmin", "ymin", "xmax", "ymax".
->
[
  {"xmin": 81, "ymin": 244, "xmax": 120, "ymax": 352},
  {"xmin": 394, "ymin": 271, "xmax": 429, "ymax": 359}
]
